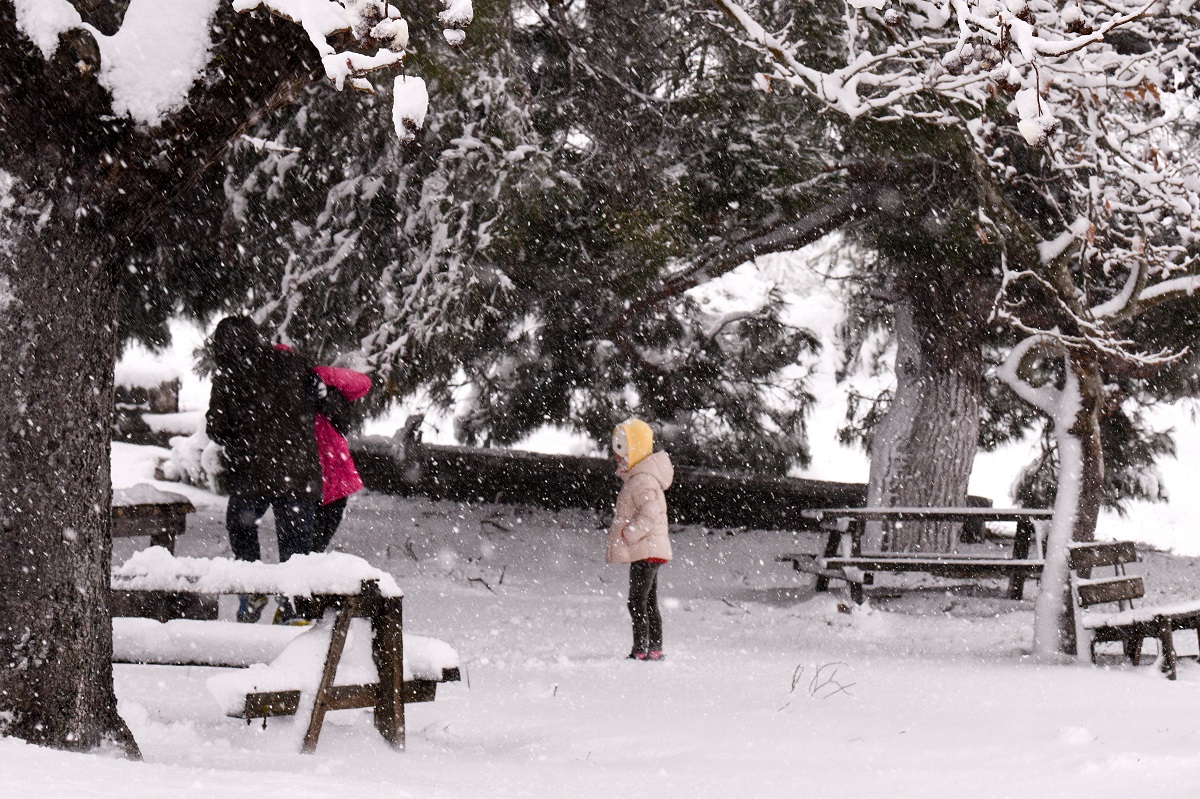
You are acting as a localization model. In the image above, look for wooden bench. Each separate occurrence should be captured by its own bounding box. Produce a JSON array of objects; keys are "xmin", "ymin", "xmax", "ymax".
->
[
  {"xmin": 111, "ymin": 548, "xmax": 460, "ymax": 752},
  {"xmin": 112, "ymin": 484, "xmax": 195, "ymax": 555},
  {"xmin": 781, "ymin": 507, "xmax": 1052, "ymax": 603},
  {"xmin": 1069, "ymin": 541, "xmax": 1200, "ymax": 680}
]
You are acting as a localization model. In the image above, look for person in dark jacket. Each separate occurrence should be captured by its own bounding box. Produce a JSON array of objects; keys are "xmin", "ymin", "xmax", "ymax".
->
[{"xmin": 205, "ymin": 316, "xmax": 323, "ymax": 624}]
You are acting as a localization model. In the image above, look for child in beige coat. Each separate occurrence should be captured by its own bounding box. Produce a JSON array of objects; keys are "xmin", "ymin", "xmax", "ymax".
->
[{"xmin": 606, "ymin": 418, "xmax": 674, "ymax": 660}]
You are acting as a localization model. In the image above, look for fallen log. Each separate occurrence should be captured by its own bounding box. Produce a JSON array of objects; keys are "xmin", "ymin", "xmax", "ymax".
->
[{"xmin": 350, "ymin": 425, "xmax": 993, "ymax": 534}]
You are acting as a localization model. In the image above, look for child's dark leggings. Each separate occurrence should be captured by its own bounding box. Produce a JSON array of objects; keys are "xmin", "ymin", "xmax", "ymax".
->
[{"xmin": 628, "ymin": 559, "xmax": 663, "ymax": 654}]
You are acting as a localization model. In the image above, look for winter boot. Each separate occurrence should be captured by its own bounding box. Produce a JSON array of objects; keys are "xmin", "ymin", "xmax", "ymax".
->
[
  {"xmin": 236, "ymin": 593, "xmax": 269, "ymax": 624},
  {"xmin": 646, "ymin": 650, "xmax": 666, "ymax": 662},
  {"xmin": 272, "ymin": 596, "xmax": 311, "ymax": 626}
]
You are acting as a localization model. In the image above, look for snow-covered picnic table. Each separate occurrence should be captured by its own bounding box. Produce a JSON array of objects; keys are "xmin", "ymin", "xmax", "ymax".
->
[
  {"xmin": 783, "ymin": 507, "xmax": 1054, "ymax": 603},
  {"xmin": 111, "ymin": 548, "xmax": 459, "ymax": 753},
  {"xmin": 111, "ymin": 483, "xmax": 194, "ymax": 554}
]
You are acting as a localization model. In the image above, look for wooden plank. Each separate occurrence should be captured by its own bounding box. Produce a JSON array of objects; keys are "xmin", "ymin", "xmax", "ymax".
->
[
  {"xmin": 804, "ymin": 507, "xmax": 1052, "ymax": 524},
  {"xmin": 111, "ymin": 500, "xmax": 195, "ymax": 519},
  {"xmin": 325, "ymin": 684, "xmax": 376, "ymax": 711},
  {"xmin": 302, "ymin": 596, "xmax": 356, "ymax": 754},
  {"xmin": 110, "ymin": 590, "xmax": 218, "ymax": 622},
  {"xmin": 824, "ymin": 557, "xmax": 1044, "ymax": 577},
  {"xmin": 238, "ymin": 690, "xmax": 301, "ymax": 718},
  {"xmin": 369, "ymin": 583, "xmax": 407, "ymax": 751},
  {"xmin": 327, "ymin": 681, "xmax": 439, "ymax": 708},
  {"xmin": 1068, "ymin": 541, "xmax": 1138, "ymax": 574},
  {"xmin": 1077, "ymin": 576, "xmax": 1144, "ymax": 607},
  {"xmin": 232, "ymin": 679, "xmax": 445, "ymax": 721}
]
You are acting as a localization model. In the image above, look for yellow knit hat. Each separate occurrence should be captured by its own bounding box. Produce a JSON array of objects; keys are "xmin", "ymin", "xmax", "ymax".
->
[{"xmin": 613, "ymin": 418, "xmax": 654, "ymax": 468}]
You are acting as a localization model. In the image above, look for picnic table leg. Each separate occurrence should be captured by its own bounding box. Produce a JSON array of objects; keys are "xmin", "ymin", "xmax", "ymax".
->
[
  {"xmin": 1158, "ymin": 617, "xmax": 1178, "ymax": 680},
  {"xmin": 1123, "ymin": 635, "xmax": 1141, "ymax": 665},
  {"xmin": 149, "ymin": 530, "xmax": 176, "ymax": 554},
  {"xmin": 813, "ymin": 528, "xmax": 842, "ymax": 594},
  {"xmin": 302, "ymin": 597, "xmax": 356, "ymax": 754},
  {"xmin": 370, "ymin": 592, "xmax": 406, "ymax": 751},
  {"xmin": 1007, "ymin": 518, "xmax": 1035, "ymax": 600},
  {"xmin": 849, "ymin": 520, "xmax": 867, "ymax": 604}
]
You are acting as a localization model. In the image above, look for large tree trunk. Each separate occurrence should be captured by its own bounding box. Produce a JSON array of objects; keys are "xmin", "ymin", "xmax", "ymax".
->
[
  {"xmin": 0, "ymin": 2, "xmax": 318, "ymax": 752},
  {"xmin": 0, "ymin": 199, "xmax": 136, "ymax": 753},
  {"xmin": 866, "ymin": 288, "xmax": 983, "ymax": 553}
]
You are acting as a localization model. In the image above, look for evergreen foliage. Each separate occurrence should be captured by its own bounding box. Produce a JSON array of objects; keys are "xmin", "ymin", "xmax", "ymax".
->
[{"xmin": 152, "ymin": 0, "xmax": 833, "ymax": 474}]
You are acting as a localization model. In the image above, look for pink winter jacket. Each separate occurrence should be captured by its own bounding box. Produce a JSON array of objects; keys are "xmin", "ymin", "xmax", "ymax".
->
[
  {"xmin": 312, "ymin": 365, "xmax": 372, "ymax": 505},
  {"xmin": 273, "ymin": 346, "xmax": 372, "ymax": 505},
  {"xmin": 606, "ymin": 450, "xmax": 674, "ymax": 564}
]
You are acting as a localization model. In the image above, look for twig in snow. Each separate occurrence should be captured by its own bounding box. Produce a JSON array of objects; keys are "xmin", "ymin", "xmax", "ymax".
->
[
  {"xmin": 784, "ymin": 662, "xmax": 855, "ymax": 703},
  {"xmin": 467, "ymin": 576, "xmax": 495, "ymax": 592},
  {"xmin": 721, "ymin": 598, "xmax": 750, "ymax": 614},
  {"xmin": 808, "ymin": 662, "xmax": 855, "ymax": 699},
  {"xmin": 404, "ymin": 538, "xmax": 420, "ymax": 562}
]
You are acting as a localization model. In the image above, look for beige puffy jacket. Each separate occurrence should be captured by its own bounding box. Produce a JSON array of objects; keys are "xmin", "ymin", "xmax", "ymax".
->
[{"xmin": 606, "ymin": 450, "xmax": 674, "ymax": 564}]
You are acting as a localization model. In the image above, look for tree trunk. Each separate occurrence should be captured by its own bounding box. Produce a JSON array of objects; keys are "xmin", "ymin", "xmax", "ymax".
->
[
  {"xmin": 1031, "ymin": 351, "xmax": 1105, "ymax": 657},
  {"xmin": 0, "ymin": 196, "xmax": 138, "ymax": 753},
  {"xmin": 0, "ymin": 2, "xmax": 318, "ymax": 752},
  {"xmin": 865, "ymin": 291, "xmax": 983, "ymax": 553}
]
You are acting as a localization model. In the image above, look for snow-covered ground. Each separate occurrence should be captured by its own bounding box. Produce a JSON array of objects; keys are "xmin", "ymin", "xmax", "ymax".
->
[{"xmin": 7, "ymin": 443, "xmax": 1200, "ymax": 797}]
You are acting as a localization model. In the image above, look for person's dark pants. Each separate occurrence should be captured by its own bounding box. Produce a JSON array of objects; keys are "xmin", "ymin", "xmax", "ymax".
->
[
  {"xmin": 311, "ymin": 497, "xmax": 348, "ymax": 553},
  {"xmin": 227, "ymin": 496, "xmax": 318, "ymax": 563},
  {"xmin": 628, "ymin": 559, "xmax": 664, "ymax": 654}
]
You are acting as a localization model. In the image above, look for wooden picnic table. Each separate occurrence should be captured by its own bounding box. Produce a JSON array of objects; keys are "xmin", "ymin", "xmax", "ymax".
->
[
  {"xmin": 111, "ymin": 550, "xmax": 460, "ymax": 753},
  {"xmin": 111, "ymin": 484, "xmax": 195, "ymax": 555},
  {"xmin": 784, "ymin": 507, "xmax": 1054, "ymax": 603}
]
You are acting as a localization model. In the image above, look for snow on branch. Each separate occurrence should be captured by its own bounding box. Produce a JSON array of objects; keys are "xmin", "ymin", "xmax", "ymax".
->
[
  {"xmin": 995, "ymin": 334, "xmax": 1066, "ymax": 417},
  {"xmin": 14, "ymin": 0, "xmax": 471, "ymax": 139},
  {"xmin": 717, "ymin": 0, "xmax": 1200, "ymax": 375},
  {"xmin": 233, "ymin": 0, "xmax": 468, "ymax": 140}
]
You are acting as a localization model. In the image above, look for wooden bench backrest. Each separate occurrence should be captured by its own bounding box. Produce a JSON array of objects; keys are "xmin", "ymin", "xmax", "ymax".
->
[{"xmin": 1067, "ymin": 541, "xmax": 1143, "ymax": 608}]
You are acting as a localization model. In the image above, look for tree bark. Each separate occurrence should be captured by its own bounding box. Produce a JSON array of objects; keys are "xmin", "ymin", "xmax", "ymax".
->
[
  {"xmin": 865, "ymin": 286, "xmax": 984, "ymax": 553},
  {"xmin": 0, "ymin": 2, "xmax": 319, "ymax": 753},
  {"xmin": 0, "ymin": 195, "xmax": 136, "ymax": 753}
]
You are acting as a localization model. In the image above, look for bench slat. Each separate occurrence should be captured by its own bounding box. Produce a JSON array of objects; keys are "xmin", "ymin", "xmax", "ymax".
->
[
  {"xmin": 241, "ymin": 690, "xmax": 301, "ymax": 718},
  {"xmin": 823, "ymin": 557, "xmax": 1044, "ymax": 578},
  {"xmin": 1068, "ymin": 541, "xmax": 1138, "ymax": 574},
  {"xmin": 234, "ymin": 679, "xmax": 448, "ymax": 719},
  {"xmin": 1076, "ymin": 575, "xmax": 1144, "ymax": 607}
]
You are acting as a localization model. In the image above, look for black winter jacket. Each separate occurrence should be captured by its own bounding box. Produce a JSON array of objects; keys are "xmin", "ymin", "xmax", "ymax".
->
[{"xmin": 205, "ymin": 321, "xmax": 322, "ymax": 499}]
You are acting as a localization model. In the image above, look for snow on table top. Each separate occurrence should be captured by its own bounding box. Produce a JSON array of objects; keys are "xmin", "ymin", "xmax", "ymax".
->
[
  {"xmin": 112, "ymin": 547, "xmax": 402, "ymax": 598},
  {"xmin": 143, "ymin": 411, "xmax": 202, "ymax": 435},
  {"xmin": 1082, "ymin": 598, "xmax": 1200, "ymax": 630},
  {"xmin": 112, "ymin": 483, "xmax": 193, "ymax": 508}
]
